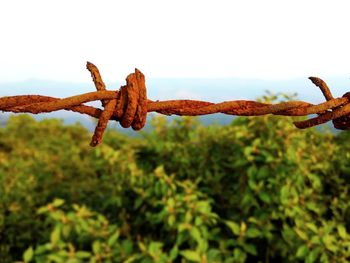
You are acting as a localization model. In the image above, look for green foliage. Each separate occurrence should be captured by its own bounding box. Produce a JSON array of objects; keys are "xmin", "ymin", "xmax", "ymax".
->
[{"xmin": 1, "ymin": 93, "xmax": 350, "ymax": 262}]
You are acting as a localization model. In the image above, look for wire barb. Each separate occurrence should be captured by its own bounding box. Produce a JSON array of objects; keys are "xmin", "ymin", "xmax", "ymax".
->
[{"xmin": 1, "ymin": 63, "xmax": 350, "ymax": 146}]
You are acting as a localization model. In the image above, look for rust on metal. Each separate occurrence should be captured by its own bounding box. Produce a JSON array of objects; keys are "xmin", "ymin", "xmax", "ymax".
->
[{"xmin": 1, "ymin": 62, "xmax": 350, "ymax": 146}]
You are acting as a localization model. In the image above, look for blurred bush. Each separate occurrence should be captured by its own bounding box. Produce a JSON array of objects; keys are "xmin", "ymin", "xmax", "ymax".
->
[{"xmin": 0, "ymin": 94, "xmax": 350, "ymax": 262}]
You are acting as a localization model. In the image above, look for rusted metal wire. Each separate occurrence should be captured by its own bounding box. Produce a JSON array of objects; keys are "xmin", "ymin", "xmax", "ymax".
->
[{"xmin": 0, "ymin": 62, "xmax": 349, "ymax": 146}]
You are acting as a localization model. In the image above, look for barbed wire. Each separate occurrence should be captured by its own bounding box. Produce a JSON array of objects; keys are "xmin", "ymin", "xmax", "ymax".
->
[{"xmin": 1, "ymin": 62, "xmax": 349, "ymax": 146}]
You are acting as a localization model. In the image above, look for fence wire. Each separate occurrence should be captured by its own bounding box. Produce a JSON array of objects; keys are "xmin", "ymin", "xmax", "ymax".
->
[{"xmin": 1, "ymin": 62, "xmax": 349, "ymax": 146}]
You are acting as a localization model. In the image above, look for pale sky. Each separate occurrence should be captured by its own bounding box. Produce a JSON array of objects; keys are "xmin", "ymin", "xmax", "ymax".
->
[{"xmin": 0, "ymin": 0, "xmax": 349, "ymax": 82}]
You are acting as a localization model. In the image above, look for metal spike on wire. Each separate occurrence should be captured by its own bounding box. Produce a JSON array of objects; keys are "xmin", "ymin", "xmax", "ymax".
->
[{"xmin": 0, "ymin": 62, "xmax": 349, "ymax": 146}]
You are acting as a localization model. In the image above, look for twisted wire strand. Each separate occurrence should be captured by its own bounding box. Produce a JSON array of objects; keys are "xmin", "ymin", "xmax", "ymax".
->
[{"xmin": 1, "ymin": 62, "xmax": 349, "ymax": 146}]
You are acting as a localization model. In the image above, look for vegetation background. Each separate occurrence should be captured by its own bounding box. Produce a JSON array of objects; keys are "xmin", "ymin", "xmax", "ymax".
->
[{"xmin": 1, "ymin": 94, "xmax": 350, "ymax": 263}]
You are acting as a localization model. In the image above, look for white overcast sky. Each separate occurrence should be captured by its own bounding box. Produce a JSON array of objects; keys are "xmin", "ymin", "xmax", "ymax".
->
[{"xmin": 0, "ymin": 0, "xmax": 349, "ymax": 82}]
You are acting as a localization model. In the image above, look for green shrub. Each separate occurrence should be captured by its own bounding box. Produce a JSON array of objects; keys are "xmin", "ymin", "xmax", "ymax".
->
[{"xmin": 0, "ymin": 94, "xmax": 350, "ymax": 262}]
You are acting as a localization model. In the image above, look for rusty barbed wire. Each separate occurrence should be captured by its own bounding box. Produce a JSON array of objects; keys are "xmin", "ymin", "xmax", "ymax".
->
[{"xmin": 1, "ymin": 62, "xmax": 349, "ymax": 146}]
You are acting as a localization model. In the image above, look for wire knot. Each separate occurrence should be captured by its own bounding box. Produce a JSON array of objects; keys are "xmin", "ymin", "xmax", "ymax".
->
[
  {"xmin": 332, "ymin": 92, "xmax": 350, "ymax": 130},
  {"xmin": 115, "ymin": 69, "xmax": 148, "ymax": 130},
  {"xmin": 87, "ymin": 63, "xmax": 148, "ymax": 146}
]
